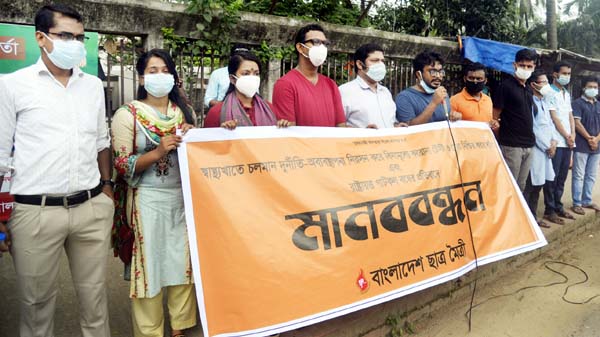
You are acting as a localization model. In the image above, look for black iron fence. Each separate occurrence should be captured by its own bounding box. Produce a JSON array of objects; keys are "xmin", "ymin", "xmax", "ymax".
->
[{"xmin": 99, "ymin": 37, "xmax": 476, "ymax": 126}]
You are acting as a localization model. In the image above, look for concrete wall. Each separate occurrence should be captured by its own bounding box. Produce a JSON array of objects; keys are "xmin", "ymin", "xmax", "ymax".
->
[
  {"xmin": 0, "ymin": 0, "xmax": 460, "ymax": 59},
  {"xmin": 0, "ymin": 0, "xmax": 463, "ymax": 101}
]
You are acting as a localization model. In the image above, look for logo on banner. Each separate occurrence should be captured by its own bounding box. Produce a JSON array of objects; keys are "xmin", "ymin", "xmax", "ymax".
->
[
  {"xmin": 0, "ymin": 36, "xmax": 25, "ymax": 60},
  {"xmin": 356, "ymin": 269, "xmax": 369, "ymax": 292}
]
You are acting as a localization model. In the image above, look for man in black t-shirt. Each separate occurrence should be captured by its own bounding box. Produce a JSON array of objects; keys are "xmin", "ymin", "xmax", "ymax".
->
[{"xmin": 492, "ymin": 48, "xmax": 538, "ymax": 192}]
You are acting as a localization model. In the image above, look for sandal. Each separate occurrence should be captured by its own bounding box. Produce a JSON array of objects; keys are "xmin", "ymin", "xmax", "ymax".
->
[
  {"xmin": 544, "ymin": 213, "xmax": 564, "ymax": 225},
  {"xmin": 571, "ymin": 206, "xmax": 586, "ymax": 215},
  {"xmin": 537, "ymin": 219, "xmax": 551, "ymax": 228},
  {"xmin": 556, "ymin": 210, "xmax": 575, "ymax": 220},
  {"xmin": 583, "ymin": 203, "xmax": 600, "ymax": 212}
]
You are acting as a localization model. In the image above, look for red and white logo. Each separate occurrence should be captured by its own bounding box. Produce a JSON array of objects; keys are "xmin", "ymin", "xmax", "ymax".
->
[
  {"xmin": 0, "ymin": 192, "xmax": 14, "ymax": 222},
  {"xmin": 356, "ymin": 269, "xmax": 369, "ymax": 292}
]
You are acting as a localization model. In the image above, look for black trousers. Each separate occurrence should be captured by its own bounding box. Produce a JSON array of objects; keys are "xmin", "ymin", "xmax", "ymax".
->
[{"xmin": 523, "ymin": 174, "xmax": 547, "ymax": 219}]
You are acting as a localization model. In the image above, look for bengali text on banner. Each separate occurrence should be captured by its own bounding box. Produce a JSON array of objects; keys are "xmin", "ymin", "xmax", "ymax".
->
[{"xmin": 177, "ymin": 121, "xmax": 547, "ymax": 337}]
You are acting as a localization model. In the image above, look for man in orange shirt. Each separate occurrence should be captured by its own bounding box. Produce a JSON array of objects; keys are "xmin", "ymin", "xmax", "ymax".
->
[{"xmin": 450, "ymin": 62, "xmax": 499, "ymax": 130}]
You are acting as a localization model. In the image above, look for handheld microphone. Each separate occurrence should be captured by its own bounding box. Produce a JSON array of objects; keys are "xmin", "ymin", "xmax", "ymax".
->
[{"xmin": 442, "ymin": 100, "xmax": 449, "ymax": 119}]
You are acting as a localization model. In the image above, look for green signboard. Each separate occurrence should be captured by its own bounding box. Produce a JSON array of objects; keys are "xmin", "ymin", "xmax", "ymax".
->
[{"xmin": 0, "ymin": 23, "xmax": 98, "ymax": 76}]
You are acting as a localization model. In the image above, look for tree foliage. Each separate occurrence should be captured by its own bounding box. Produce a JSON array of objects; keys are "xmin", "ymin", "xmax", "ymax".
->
[
  {"xmin": 183, "ymin": 0, "xmax": 242, "ymax": 55},
  {"xmin": 557, "ymin": 0, "xmax": 600, "ymax": 57},
  {"xmin": 240, "ymin": 0, "xmax": 366, "ymax": 26},
  {"xmin": 523, "ymin": 0, "xmax": 600, "ymax": 57},
  {"xmin": 163, "ymin": 0, "xmax": 600, "ymax": 58},
  {"xmin": 370, "ymin": 0, "xmax": 528, "ymax": 44}
]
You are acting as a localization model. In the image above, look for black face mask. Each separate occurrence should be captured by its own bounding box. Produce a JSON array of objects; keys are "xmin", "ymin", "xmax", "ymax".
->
[{"xmin": 465, "ymin": 80, "xmax": 485, "ymax": 95}]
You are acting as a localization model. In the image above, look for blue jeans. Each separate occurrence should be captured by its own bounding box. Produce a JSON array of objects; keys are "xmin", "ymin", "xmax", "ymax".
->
[
  {"xmin": 572, "ymin": 151, "xmax": 600, "ymax": 206},
  {"xmin": 543, "ymin": 147, "xmax": 572, "ymax": 215}
]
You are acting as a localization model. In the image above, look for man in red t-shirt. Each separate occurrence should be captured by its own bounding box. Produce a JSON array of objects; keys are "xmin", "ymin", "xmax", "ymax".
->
[{"xmin": 272, "ymin": 24, "xmax": 347, "ymax": 127}]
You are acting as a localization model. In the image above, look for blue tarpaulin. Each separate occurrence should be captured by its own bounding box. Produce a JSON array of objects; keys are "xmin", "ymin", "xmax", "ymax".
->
[{"xmin": 461, "ymin": 37, "xmax": 529, "ymax": 74}]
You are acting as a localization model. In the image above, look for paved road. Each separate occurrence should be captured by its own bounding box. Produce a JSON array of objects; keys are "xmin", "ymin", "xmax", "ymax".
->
[{"xmin": 0, "ymin": 251, "xmax": 205, "ymax": 337}]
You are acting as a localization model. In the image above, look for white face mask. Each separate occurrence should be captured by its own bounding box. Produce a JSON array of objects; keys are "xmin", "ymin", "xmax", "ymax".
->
[
  {"xmin": 537, "ymin": 84, "xmax": 555, "ymax": 97},
  {"xmin": 41, "ymin": 32, "xmax": 86, "ymax": 70},
  {"xmin": 301, "ymin": 44, "xmax": 328, "ymax": 67},
  {"xmin": 234, "ymin": 75, "xmax": 260, "ymax": 98},
  {"xmin": 365, "ymin": 62, "xmax": 386, "ymax": 82},
  {"xmin": 585, "ymin": 88, "xmax": 598, "ymax": 98},
  {"xmin": 143, "ymin": 73, "xmax": 175, "ymax": 98},
  {"xmin": 515, "ymin": 67, "xmax": 533, "ymax": 81}
]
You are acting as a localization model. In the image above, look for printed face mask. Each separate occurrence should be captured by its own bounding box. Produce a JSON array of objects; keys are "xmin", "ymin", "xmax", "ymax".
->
[
  {"xmin": 41, "ymin": 32, "xmax": 86, "ymax": 70},
  {"xmin": 144, "ymin": 73, "xmax": 175, "ymax": 98}
]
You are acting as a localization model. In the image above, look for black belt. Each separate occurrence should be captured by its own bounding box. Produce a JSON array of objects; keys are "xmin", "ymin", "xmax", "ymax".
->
[{"xmin": 14, "ymin": 184, "xmax": 103, "ymax": 208}]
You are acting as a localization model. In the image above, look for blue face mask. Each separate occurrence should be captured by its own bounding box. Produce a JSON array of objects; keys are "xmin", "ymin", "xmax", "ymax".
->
[
  {"xmin": 418, "ymin": 71, "xmax": 436, "ymax": 94},
  {"xmin": 41, "ymin": 32, "xmax": 86, "ymax": 70},
  {"xmin": 556, "ymin": 75, "xmax": 570, "ymax": 86},
  {"xmin": 143, "ymin": 73, "xmax": 175, "ymax": 98}
]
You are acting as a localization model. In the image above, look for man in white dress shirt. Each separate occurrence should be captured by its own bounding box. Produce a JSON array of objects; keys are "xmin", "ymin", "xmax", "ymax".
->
[
  {"xmin": 0, "ymin": 4, "xmax": 114, "ymax": 337},
  {"xmin": 339, "ymin": 43, "xmax": 407, "ymax": 129}
]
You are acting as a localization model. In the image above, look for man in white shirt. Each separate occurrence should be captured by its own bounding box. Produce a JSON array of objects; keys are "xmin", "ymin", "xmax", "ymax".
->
[
  {"xmin": 203, "ymin": 45, "xmax": 250, "ymax": 108},
  {"xmin": 0, "ymin": 4, "xmax": 114, "ymax": 337},
  {"xmin": 543, "ymin": 61, "xmax": 576, "ymax": 223},
  {"xmin": 339, "ymin": 43, "xmax": 406, "ymax": 128}
]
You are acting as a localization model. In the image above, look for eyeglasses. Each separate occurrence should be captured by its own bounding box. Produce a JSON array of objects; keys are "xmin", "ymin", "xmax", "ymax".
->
[
  {"xmin": 303, "ymin": 39, "xmax": 331, "ymax": 47},
  {"xmin": 427, "ymin": 69, "xmax": 446, "ymax": 77},
  {"xmin": 47, "ymin": 32, "xmax": 89, "ymax": 43}
]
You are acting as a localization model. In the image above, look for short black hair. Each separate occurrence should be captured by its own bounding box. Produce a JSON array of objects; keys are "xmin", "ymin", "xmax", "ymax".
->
[
  {"xmin": 294, "ymin": 24, "xmax": 325, "ymax": 56},
  {"xmin": 553, "ymin": 61, "xmax": 572, "ymax": 73},
  {"xmin": 526, "ymin": 69, "xmax": 547, "ymax": 86},
  {"xmin": 412, "ymin": 50, "xmax": 444, "ymax": 74},
  {"xmin": 34, "ymin": 4, "xmax": 83, "ymax": 33},
  {"xmin": 515, "ymin": 48, "xmax": 538, "ymax": 63},
  {"xmin": 354, "ymin": 43, "xmax": 384, "ymax": 73},
  {"xmin": 463, "ymin": 62, "xmax": 486, "ymax": 77},
  {"xmin": 226, "ymin": 51, "xmax": 262, "ymax": 95},
  {"xmin": 136, "ymin": 49, "xmax": 194, "ymax": 125},
  {"xmin": 582, "ymin": 76, "xmax": 599, "ymax": 87}
]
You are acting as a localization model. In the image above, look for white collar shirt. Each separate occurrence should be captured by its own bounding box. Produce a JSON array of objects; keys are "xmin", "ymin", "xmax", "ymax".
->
[
  {"xmin": 339, "ymin": 76, "xmax": 398, "ymax": 128},
  {"xmin": 547, "ymin": 84, "xmax": 573, "ymax": 148},
  {"xmin": 0, "ymin": 58, "xmax": 109, "ymax": 195}
]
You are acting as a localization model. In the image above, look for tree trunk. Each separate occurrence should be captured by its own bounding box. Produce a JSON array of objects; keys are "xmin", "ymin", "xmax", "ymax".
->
[
  {"xmin": 356, "ymin": 0, "xmax": 375, "ymax": 26},
  {"xmin": 268, "ymin": 0, "xmax": 278, "ymax": 14},
  {"xmin": 547, "ymin": 0, "xmax": 558, "ymax": 49}
]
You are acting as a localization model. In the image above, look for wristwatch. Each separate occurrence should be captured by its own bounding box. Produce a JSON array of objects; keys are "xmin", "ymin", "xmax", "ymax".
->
[{"xmin": 100, "ymin": 179, "xmax": 115, "ymax": 187}]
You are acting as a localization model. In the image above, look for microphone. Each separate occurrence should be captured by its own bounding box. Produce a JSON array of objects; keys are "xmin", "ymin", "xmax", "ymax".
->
[{"xmin": 442, "ymin": 100, "xmax": 449, "ymax": 119}]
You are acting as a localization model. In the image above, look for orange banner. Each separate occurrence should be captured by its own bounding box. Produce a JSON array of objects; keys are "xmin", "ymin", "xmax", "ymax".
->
[{"xmin": 178, "ymin": 121, "xmax": 547, "ymax": 337}]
